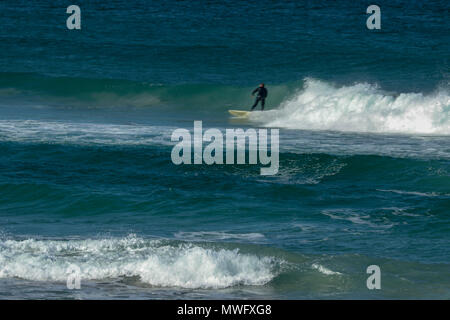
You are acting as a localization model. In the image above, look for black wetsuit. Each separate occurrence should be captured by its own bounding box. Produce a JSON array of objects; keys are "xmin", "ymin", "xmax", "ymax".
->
[{"xmin": 251, "ymin": 87, "xmax": 268, "ymax": 111}]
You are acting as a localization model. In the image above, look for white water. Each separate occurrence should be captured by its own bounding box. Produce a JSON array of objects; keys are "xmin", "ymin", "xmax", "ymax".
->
[
  {"xmin": 252, "ymin": 78, "xmax": 450, "ymax": 135},
  {"xmin": 0, "ymin": 120, "xmax": 176, "ymax": 146},
  {"xmin": 311, "ymin": 263, "xmax": 342, "ymax": 276},
  {"xmin": 0, "ymin": 235, "xmax": 280, "ymax": 289}
]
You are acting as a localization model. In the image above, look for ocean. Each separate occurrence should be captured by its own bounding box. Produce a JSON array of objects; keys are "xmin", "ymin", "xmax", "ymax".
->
[{"xmin": 0, "ymin": 0, "xmax": 449, "ymax": 299}]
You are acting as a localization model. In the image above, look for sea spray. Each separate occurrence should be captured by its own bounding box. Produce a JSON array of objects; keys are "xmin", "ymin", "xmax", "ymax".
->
[
  {"xmin": 252, "ymin": 78, "xmax": 450, "ymax": 135},
  {"xmin": 0, "ymin": 236, "xmax": 280, "ymax": 289}
]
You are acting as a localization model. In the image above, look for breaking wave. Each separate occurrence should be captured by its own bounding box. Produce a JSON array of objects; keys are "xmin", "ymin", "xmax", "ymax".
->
[
  {"xmin": 252, "ymin": 78, "xmax": 450, "ymax": 135},
  {"xmin": 0, "ymin": 235, "xmax": 281, "ymax": 289}
]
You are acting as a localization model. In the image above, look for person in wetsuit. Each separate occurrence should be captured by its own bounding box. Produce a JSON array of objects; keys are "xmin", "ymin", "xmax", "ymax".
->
[{"xmin": 250, "ymin": 83, "xmax": 268, "ymax": 111}]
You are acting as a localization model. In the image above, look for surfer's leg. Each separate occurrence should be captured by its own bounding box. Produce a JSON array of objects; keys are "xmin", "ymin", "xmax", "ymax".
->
[
  {"xmin": 261, "ymin": 99, "xmax": 265, "ymax": 110},
  {"xmin": 251, "ymin": 97, "xmax": 260, "ymax": 111}
]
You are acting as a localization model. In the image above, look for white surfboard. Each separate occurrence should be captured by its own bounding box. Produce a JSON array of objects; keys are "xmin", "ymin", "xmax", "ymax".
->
[{"xmin": 228, "ymin": 110, "xmax": 250, "ymax": 118}]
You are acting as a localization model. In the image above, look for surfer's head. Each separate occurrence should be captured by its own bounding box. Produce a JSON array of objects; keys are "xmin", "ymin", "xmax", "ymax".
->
[{"xmin": 260, "ymin": 83, "xmax": 265, "ymax": 87}]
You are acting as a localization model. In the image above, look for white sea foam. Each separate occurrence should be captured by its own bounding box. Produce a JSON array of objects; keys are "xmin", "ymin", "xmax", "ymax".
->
[
  {"xmin": 311, "ymin": 263, "xmax": 342, "ymax": 276},
  {"xmin": 0, "ymin": 235, "xmax": 279, "ymax": 289},
  {"xmin": 0, "ymin": 120, "xmax": 175, "ymax": 146},
  {"xmin": 251, "ymin": 78, "xmax": 450, "ymax": 135},
  {"xmin": 174, "ymin": 231, "xmax": 265, "ymax": 242},
  {"xmin": 322, "ymin": 209, "xmax": 395, "ymax": 230},
  {"xmin": 377, "ymin": 189, "xmax": 449, "ymax": 197}
]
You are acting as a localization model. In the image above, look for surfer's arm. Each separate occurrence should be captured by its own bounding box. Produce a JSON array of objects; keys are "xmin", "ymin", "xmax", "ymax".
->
[{"xmin": 251, "ymin": 88, "xmax": 258, "ymax": 96}]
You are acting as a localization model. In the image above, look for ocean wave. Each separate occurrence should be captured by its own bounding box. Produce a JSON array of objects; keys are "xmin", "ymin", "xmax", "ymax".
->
[
  {"xmin": 321, "ymin": 209, "xmax": 396, "ymax": 230},
  {"xmin": 377, "ymin": 189, "xmax": 450, "ymax": 197},
  {"xmin": 2, "ymin": 73, "xmax": 450, "ymax": 135},
  {"xmin": 311, "ymin": 263, "xmax": 342, "ymax": 276},
  {"xmin": 174, "ymin": 231, "xmax": 265, "ymax": 242},
  {"xmin": 0, "ymin": 235, "xmax": 280, "ymax": 289},
  {"xmin": 0, "ymin": 120, "xmax": 175, "ymax": 146},
  {"xmin": 0, "ymin": 119, "xmax": 448, "ymax": 161},
  {"xmin": 251, "ymin": 78, "xmax": 450, "ymax": 135},
  {"xmin": 0, "ymin": 72, "xmax": 292, "ymax": 110}
]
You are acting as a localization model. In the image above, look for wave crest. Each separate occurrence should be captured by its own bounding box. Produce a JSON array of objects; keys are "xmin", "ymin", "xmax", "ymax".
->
[
  {"xmin": 0, "ymin": 236, "xmax": 280, "ymax": 289},
  {"xmin": 252, "ymin": 78, "xmax": 450, "ymax": 135}
]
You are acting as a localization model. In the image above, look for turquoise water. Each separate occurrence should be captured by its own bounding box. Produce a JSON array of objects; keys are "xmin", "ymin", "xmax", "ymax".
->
[{"xmin": 0, "ymin": 0, "xmax": 449, "ymax": 299}]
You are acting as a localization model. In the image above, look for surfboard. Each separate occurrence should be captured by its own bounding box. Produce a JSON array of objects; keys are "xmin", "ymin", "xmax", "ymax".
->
[{"xmin": 228, "ymin": 110, "xmax": 250, "ymax": 118}]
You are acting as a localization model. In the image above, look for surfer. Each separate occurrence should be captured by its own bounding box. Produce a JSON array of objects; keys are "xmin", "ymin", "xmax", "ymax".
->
[{"xmin": 250, "ymin": 83, "xmax": 268, "ymax": 111}]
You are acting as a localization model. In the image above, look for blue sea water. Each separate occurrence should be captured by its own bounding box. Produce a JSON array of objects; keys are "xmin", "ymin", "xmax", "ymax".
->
[{"xmin": 0, "ymin": 0, "xmax": 449, "ymax": 299}]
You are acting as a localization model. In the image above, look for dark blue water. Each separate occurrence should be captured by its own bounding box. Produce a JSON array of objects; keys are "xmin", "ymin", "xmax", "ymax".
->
[{"xmin": 0, "ymin": 0, "xmax": 449, "ymax": 299}]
